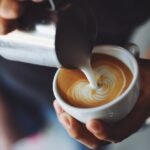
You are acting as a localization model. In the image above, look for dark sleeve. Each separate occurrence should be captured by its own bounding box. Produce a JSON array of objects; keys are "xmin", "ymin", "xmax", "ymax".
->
[{"xmin": 89, "ymin": 0, "xmax": 150, "ymax": 45}]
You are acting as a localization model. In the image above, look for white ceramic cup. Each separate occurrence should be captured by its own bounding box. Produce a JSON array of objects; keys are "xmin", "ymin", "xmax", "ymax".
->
[{"xmin": 53, "ymin": 45, "xmax": 140, "ymax": 123}]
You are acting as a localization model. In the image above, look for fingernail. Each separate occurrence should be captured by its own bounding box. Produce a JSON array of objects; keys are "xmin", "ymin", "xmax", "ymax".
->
[{"xmin": 60, "ymin": 114, "xmax": 71, "ymax": 129}]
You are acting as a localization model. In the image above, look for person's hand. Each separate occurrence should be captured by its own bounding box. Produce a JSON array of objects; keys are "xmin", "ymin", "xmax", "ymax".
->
[
  {"xmin": 0, "ymin": 0, "xmax": 46, "ymax": 34},
  {"xmin": 53, "ymin": 58, "xmax": 150, "ymax": 149},
  {"xmin": 0, "ymin": 0, "xmax": 24, "ymax": 34}
]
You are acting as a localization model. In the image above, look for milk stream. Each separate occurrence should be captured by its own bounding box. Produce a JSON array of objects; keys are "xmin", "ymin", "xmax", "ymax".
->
[{"xmin": 81, "ymin": 62, "xmax": 98, "ymax": 89}]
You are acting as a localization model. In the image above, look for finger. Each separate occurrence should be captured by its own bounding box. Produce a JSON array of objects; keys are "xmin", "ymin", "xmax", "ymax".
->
[
  {"xmin": 53, "ymin": 101, "xmax": 100, "ymax": 149},
  {"xmin": 87, "ymin": 92, "xmax": 147, "ymax": 143},
  {"xmin": 60, "ymin": 113, "xmax": 100, "ymax": 149},
  {"xmin": 0, "ymin": 0, "xmax": 25, "ymax": 19},
  {"xmin": 112, "ymin": 93, "xmax": 147, "ymax": 142},
  {"xmin": 86, "ymin": 119, "xmax": 114, "ymax": 143},
  {"xmin": 0, "ymin": 17, "xmax": 17, "ymax": 34}
]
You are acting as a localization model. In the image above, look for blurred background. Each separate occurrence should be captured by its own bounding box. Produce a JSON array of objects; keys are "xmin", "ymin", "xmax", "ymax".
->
[
  {"xmin": 0, "ymin": 18, "xmax": 149, "ymax": 150},
  {"xmin": 0, "ymin": 1, "xmax": 150, "ymax": 150}
]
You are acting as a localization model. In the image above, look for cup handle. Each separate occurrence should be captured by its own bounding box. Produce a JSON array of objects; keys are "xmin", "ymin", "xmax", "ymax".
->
[{"xmin": 125, "ymin": 43, "xmax": 140, "ymax": 58}]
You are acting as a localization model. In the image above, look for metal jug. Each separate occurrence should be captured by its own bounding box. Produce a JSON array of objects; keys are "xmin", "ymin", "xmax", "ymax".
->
[{"xmin": 0, "ymin": 0, "xmax": 97, "ymax": 69}]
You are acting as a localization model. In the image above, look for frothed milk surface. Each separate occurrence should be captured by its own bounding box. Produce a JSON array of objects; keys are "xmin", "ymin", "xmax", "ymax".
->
[{"xmin": 57, "ymin": 54, "xmax": 133, "ymax": 108}]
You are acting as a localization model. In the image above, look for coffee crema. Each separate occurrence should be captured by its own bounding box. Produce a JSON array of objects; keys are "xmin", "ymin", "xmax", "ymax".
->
[{"xmin": 57, "ymin": 54, "xmax": 133, "ymax": 108}]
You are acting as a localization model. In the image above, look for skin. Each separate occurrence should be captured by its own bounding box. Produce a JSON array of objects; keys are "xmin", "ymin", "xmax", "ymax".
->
[
  {"xmin": 0, "ymin": 0, "xmax": 45, "ymax": 34},
  {"xmin": 0, "ymin": 0, "xmax": 150, "ymax": 149},
  {"xmin": 54, "ymin": 58, "xmax": 150, "ymax": 149}
]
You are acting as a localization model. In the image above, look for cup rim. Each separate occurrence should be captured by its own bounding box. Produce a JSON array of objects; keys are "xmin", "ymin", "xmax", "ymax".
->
[{"xmin": 53, "ymin": 45, "xmax": 139, "ymax": 112}]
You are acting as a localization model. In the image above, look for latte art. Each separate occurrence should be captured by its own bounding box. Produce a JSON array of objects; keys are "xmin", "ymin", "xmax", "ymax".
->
[
  {"xmin": 67, "ymin": 65, "xmax": 126, "ymax": 107},
  {"xmin": 57, "ymin": 54, "xmax": 133, "ymax": 108}
]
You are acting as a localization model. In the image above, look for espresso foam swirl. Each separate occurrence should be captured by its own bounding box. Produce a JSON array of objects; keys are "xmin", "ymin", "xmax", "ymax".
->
[
  {"xmin": 57, "ymin": 53, "xmax": 133, "ymax": 108},
  {"xmin": 67, "ymin": 65, "xmax": 126, "ymax": 107}
]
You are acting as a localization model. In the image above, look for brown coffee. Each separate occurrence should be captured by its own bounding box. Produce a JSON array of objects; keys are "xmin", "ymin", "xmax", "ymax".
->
[{"xmin": 57, "ymin": 53, "xmax": 133, "ymax": 108}]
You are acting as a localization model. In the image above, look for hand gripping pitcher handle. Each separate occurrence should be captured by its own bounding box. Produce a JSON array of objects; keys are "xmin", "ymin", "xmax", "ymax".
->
[{"xmin": 0, "ymin": 24, "xmax": 61, "ymax": 68}]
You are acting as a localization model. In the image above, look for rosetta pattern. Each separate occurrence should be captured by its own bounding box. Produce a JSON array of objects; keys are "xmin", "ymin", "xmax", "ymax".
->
[{"xmin": 67, "ymin": 65, "xmax": 126, "ymax": 107}]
